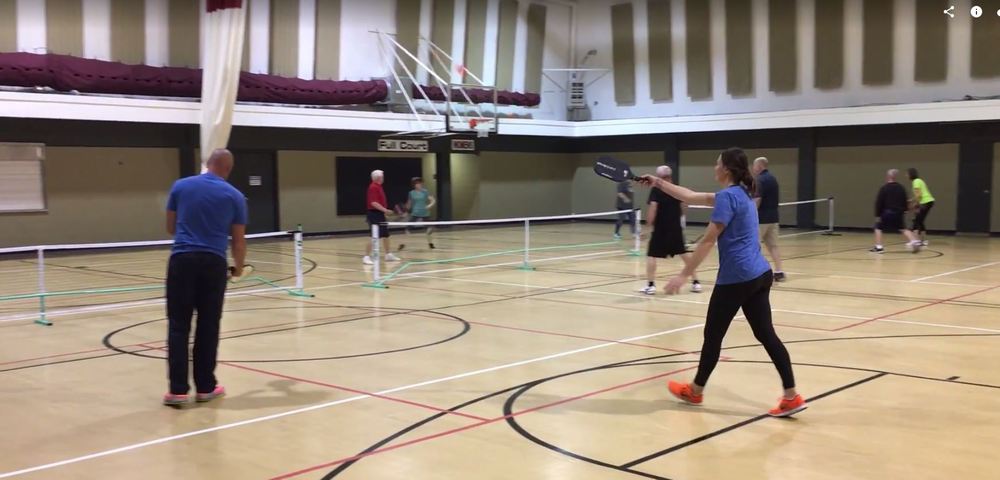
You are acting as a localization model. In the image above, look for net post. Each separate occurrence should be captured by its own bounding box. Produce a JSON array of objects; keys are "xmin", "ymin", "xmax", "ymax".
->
[
  {"xmin": 36, "ymin": 247, "xmax": 51, "ymax": 326},
  {"xmin": 363, "ymin": 224, "xmax": 389, "ymax": 289},
  {"xmin": 289, "ymin": 225, "xmax": 314, "ymax": 297},
  {"xmin": 629, "ymin": 208, "xmax": 642, "ymax": 256},
  {"xmin": 518, "ymin": 219, "xmax": 535, "ymax": 271},
  {"xmin": 821, "ymin": 196, "xmax": 840, "ymax": 236}
]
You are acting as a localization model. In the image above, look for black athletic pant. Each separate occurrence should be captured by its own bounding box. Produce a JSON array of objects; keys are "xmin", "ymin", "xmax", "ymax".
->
[
  {"xmin": 694, "ymin": 270, "xmax": 796, "ymax": 389},
  {"xmin": 166, "ymin": 252, "xmax": 228, "ymax": 395},
  {"xmin": 615, "ymin": 210, "xmax": 636, "ymax": 235},
  {"xmin": 913, "ymin": 201, "xmax": 934, "ymax": 232}
]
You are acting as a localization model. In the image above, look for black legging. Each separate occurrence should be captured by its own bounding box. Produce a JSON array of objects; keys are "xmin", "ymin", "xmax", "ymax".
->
[
  {"xmin": 912, "ymin": 201, "xmax": 934, "ymax": 233},
  {"xmin": 694, "ymin": 270, "xmax": 796, "ymax": 389}
]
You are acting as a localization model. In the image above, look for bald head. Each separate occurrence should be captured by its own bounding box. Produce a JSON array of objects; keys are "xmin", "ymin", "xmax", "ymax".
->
[
  {"xmin": 752, "ymin": 157, "xmax": 768, "ymax": 175},
  {"xmin": 206, "ymin": 149, "xmax": 234, "ymax": 179},
  {"xmin": 655, "ymin": 165, "xmax": 672, "ymax": 180},
  {"xmin": 886, "ymin": 168, "xmax": 899, "ymax": 182}
]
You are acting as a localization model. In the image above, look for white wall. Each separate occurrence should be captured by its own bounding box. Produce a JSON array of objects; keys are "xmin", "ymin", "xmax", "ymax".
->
[
  {"xmin": 575, "ymin": 0, "xmax": 1000, "ymax": 120},
  {"xmin": 338, "ymin": 0, "xmax": 396, "ymax": 81}
]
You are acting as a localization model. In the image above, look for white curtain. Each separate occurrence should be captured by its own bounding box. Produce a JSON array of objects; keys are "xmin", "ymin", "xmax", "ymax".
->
[{"xmin": 200, "ymin": 0, "xmax": 247, "ymax": 169}]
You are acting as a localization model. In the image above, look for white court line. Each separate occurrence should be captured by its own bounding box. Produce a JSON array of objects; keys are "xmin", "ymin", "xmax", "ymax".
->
[
  {"xmin": 0, "ymin": 323, "xmax": 703, "ymax": 478},
  {"xmin": 417, "ymin": 275, "xmax": 1000, "ymax": 334},
  {"xmin": 785, "ymin": 271, "xmax": 988, "ymax": 288},
  {"xmin": 417, "ymin": 275, "xmax": 870, "ymax": 321},
  {"xmin": 910, "ymin": 261, "xmax": 1000, "ymax": 283},
  {"xmin": 876, "ymin": 318, "xmax": 1000, "ymax": 334}
]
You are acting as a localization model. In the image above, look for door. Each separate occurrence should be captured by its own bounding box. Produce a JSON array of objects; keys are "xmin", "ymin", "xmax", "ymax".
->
[
  {"xmin": 228, "ymin": 151, "xmax": 278, "ymax": 234},
  {"xmin": 956, "ymin": 142, "xmax": 993, "ymax": 233}
]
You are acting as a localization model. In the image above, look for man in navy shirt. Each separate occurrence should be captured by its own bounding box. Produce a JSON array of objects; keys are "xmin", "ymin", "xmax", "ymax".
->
[
  {"xmin": 163, "ymin": 149, "xmax": 247, "ymax": 406},
  {"xmin": 752, "ymin": 157, "xmax": 785, "ymax": 281}
]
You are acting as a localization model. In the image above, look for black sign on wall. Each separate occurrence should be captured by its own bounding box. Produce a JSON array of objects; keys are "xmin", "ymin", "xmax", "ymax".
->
[{"xmin": 335, "ymin": 157, "xmax": 423, "ymax": 216}]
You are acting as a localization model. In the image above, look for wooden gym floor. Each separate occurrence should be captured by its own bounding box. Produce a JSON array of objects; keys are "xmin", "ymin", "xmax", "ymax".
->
[{"xmin": 1, "ymin": 223, "xmax": 999, "ymax": 479}]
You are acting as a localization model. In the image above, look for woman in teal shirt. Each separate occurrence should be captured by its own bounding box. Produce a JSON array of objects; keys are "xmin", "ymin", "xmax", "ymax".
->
[
  {"xmin": 642, "ymin": 147, "xmax": 805, "ymax": 417},
  {"xmin": 400, "ymin": 177, "xmax": 436, "ymax": 250}
]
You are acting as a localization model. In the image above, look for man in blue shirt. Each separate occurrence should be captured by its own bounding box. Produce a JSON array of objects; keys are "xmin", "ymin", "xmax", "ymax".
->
[
  {"xmin": 163, "ymin": 149, "xmax": 247, "ymax": 406},
  {"xmin": 752, "ymin": 157, "xmax": 785, "ymax": 281}
]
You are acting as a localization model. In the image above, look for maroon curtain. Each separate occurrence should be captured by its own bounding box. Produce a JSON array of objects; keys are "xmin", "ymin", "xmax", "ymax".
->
[{"xmin": 0, "ymin": 53, "xmax": 388, "ymax": 106}]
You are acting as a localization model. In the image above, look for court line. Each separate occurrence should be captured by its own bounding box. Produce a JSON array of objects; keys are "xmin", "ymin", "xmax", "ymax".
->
[
  {"xmin": 619, "ymin": 372, "xmax": 888, "ymax": 468},
  {"xmin": 0, "ymin": 323, "xmax": 703, "ymax": 479},
  {"xmin": 834, "ymin": 283, "xmax": 1000, "ymax": 331},
  {"xmin": 910, "ymin": 261, "xmax": 1000, "ymax": 283},
  {"xmin": 271, "ymin": 365, "xmax": 701, "ymax": 480},
  {"xmin": 136, "ymin": 342, "xmax": 488, "ymax": 422},
  {"xmin": 417, "ymin": 275, "xmax": 869, "ymax": 321},
  {"xmin": 785, "ymin": 271, "xmax": 988, "ymax": 288},
  {"xmin": 875, "ymin": 318, "xmax": 1000, "ymax": 334}
]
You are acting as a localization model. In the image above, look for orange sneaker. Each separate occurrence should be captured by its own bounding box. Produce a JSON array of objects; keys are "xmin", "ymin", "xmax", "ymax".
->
[
  {"xmin": 768, "ymin": 394, "xmax": 807, "ymax": 417},
  {"xmin": 667, "ymin": 381, "xmax": 703, "ymax": 405}
]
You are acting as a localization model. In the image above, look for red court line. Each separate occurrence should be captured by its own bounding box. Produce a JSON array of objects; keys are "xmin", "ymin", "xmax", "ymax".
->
[
  {"xmin": 834, "ymin": 283, "xmax": 1000, "ymax": 331},
  {"xmin": 219, "ymin": 361, "xmax": 489, "ymax": 422},
  {"xmin": 270, "ymin": 365, "xmax": 698, "ymax": 480},
  {"xmin": 136, "ymin": 343, "xmax": 489, "ymax": 422}
]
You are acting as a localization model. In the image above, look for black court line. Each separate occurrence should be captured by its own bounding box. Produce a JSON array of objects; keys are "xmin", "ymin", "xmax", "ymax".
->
[
  {"xmin": 619, "ymin": 372, "xmax": 888, "ymax": 468},
  {"xmin": 101, "ymin": 305, "xmax": 471, "ymax": 363},
  {"xmin": 326, "ymin": 333, "xmax": 1000, "ymax": 478}
]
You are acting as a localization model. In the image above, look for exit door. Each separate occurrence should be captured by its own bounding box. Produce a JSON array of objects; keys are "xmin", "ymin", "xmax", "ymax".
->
[{"xmin": 228, "ymin": 151, "xmax": 278, "ymax": 234}]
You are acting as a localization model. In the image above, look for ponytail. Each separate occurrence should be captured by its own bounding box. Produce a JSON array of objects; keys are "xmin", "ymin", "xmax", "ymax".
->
[{"xmin": 720, "ymin": 147, "xmax": 755, "ymax": 197}]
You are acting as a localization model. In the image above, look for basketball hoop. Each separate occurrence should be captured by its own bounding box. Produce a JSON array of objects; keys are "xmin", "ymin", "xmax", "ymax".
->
[{"xmin": 469, "ymin": 118, "xmax": 493, "ymax": 138}]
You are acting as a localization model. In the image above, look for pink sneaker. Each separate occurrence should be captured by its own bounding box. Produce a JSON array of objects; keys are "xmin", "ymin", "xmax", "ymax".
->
[
  {"xmin": 196, "ymin": 385, "xmax": 226, "ymax": 403},
  {"xmin": 163, "ymin": 393, "xmax": 190, "ymax": 407}
]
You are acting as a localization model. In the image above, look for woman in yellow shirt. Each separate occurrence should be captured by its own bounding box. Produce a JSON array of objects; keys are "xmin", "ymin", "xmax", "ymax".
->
[{"xmin": 907, "ymin": 168, "xmax": 934, "ymax": 246}]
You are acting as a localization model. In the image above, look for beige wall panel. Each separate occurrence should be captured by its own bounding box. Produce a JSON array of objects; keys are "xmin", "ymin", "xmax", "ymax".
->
[
  {"xmin": 914, "ymin": 0, "xmax": 949, "ymax": 83},
  {"xmin": 464, "ymin": 0, "xmax": 488, "ymax": 83},
  {"xmin": 46, "ymin": 0, "xmax": 84, "ymax": 57},
  {"xmin": 495, "ymin": 0, "xmax": 518, "ymax": 91},
  {"xmin": 168, "ymin": 0, "xmax": 200, "ymax": 67},
  {"xmin": 524, "ymin": 3, "xmax": 546, "ymax": 93},
  {"xmin": 817, "ymin": 145, "xmax": 959, "ymax": 230},
  {"xmin": 0, "ymin": 148, "xmax": 178, "ymax": 247},
  {"xmin": 0, "ymin": 0, "xmax": 18, "ymax": 52},
  {"xmin": 768, "ymin": 0, "xmax": 797, "ymax": 92},
  {"xmin": 395, "ymin": 0, "xmax": 422, "ymax": 76},
  {"xmin": 111, "ymin": 0, "xmax": 146, "ymax": 64},
  {"xmin": 431, "ymin": 0, "xmax": 454, "ymax": 81},
  {"xmin": 685, "ymin": 0, "xmax": 712, "ymax": 100},
  {"xmin": 814, "ymin": 0, "xmax": 844, "ymax": 89},
  {"xmin": 270, "ymin": 0, "xmax": 300, "ymax": 77},
  {"xmin": 315, "ymin": 0, "xmax": 341, "ymax": 79},
  {"xmin": 725, "ymin": 0, "xmax": 753, "ymax": 96},
  {"xmin": 862, "ymin": 0, "xmax": 894, "ymax": 86},
  {"xmin": 611, "ymin": 2, "xmax": 636, "ymax": 105},
  {"xmin": 647, "ymin": 0, "xmax": 672, "ymax": 101}
]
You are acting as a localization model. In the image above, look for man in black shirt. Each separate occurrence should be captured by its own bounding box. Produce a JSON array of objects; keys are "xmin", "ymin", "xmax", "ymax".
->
[
  {"xmin": 871, "ymin": 169, "xmax": 922, "ymax": 253},
  {"xmin": 752, "ymin": 158, "xmax": 785, "ymax": 281},
  {"xmin": 641, "ymin": 166, "xmax": 701, "ymax": 294}
]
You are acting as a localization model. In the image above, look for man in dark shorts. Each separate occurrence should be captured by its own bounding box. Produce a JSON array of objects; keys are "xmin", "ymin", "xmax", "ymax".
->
[
  {"xmin": 641, "ymin": 166, "xmax": 701, "ymax": 294},
  {"xmin": 752, "ymin": 157, "xmax": 785, "ymax": 281},
  {"xmin": 363, "ymin": 169, "xmax": 401, "ymax": 265},
  {"xmin": 871, "ymin": 169, "xmax": 922, "ymax": 254}
]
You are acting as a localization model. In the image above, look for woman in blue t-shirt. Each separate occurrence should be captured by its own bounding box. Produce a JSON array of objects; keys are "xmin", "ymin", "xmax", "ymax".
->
[{"xmin": 641, "ymin": 147, "xmax": 805, "ymax": 417}]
